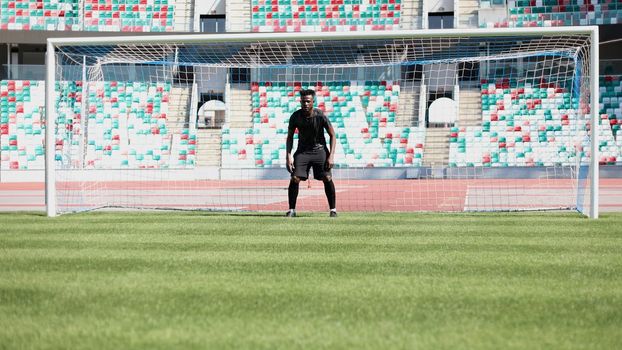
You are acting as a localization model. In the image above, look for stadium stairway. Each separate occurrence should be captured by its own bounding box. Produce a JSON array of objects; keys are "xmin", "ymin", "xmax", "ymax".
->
[
  {"xmin": 167, "ymin": 85, "xmax": 196, "ymax": 168},
  {"xmin": 423, "ymin": 127, "xmax": 450, "ymax": 167},
  {"xmin": 196, "ymin": 129, "xmax": 222, "ymax": 166},
  {"xmin": 395, "ymin": 81, "xmax": 420, "ymax": 127},
  {"xmin": 458, "ymin": 0, "xmax": 480, "ymax": 28},
  {"xmin": 458, "ymin": 85, "xmax": 482, "ymax": 127},
  {"xmin": 173, "ymin": 0, "xmax": 193, "ymax": 31},
  {"xmin": 228, "ymin": 84, "xmax": 253, "ymax": 129},
  {"xmin": 227, "ymin": 0, "xmax": 252, "ymax": 32},
  {"xmin": 399, "ymin": 0, "xmax": 423, "ymax": 29},
  {"xmin": 167, "ymin": 85, "xmax": 191, "ymax": 135}
]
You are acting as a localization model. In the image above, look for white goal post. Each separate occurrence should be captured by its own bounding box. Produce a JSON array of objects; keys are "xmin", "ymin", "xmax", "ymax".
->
[{"xmin": 44, "ymin": 27, "xmax": 599, "ymax": 217}]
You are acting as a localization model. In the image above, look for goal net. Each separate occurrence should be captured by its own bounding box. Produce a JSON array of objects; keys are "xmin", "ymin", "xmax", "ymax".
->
[{"xmin": 45, "ymin": 28, "xmax": 599, "ymax": 217}]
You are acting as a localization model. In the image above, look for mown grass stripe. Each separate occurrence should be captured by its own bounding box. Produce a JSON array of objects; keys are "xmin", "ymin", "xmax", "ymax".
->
[{"xmin": 0, "ymin": 212, "xmax": 620, "ymax": 350}]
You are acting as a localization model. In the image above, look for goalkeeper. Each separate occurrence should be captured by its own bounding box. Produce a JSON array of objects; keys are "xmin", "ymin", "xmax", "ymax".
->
[{"xmin": 285, "ymin": 89, "xmax": 337, "ymax": 217}]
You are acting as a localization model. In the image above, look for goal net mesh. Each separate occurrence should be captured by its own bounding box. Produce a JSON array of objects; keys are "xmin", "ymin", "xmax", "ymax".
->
[{"xmin": 49, "ymin": 32, "xmax": 594, "ymax": 215}]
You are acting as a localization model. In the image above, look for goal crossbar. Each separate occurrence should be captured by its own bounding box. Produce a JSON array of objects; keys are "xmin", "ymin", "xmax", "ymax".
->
[{"xmin": 47, "ymin": 27, "xmax": 598, "ymax": 46}]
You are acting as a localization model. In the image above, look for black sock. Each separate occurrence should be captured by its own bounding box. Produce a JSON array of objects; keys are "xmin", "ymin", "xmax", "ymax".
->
[
  {"xmin": 323, "ymin": 180, "xmax": 336, "ymax": 210},
  {"xmin": 288, "ymin": 180, "xmax": 299, "ymax": 210}
]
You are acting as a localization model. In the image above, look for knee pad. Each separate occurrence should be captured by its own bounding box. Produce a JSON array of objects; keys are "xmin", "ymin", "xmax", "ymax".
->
[
  {"xmin": 323, "ymin": 175, "xmax": 332, "ymax": 183},
  {"xmin": 291, "ymin": 176, "xmax": 301, "ymax": 184}
]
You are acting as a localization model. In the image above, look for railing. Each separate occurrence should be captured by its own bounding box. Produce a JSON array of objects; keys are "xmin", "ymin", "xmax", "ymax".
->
[{"xmin": 2, "ymin": 64, "xmax": 176, "ymax": 82}]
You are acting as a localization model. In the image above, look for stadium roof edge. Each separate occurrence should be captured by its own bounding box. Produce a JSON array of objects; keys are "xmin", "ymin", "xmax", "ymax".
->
[{"xmin": 47, "ymin": 26, "xmax": 598, "ymax": 46}]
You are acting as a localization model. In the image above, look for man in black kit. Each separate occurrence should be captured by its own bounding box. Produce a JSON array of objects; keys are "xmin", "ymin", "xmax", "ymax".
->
[{"xmin": 285, "ymin": 89, "xmax": 337, "ymax": 217}]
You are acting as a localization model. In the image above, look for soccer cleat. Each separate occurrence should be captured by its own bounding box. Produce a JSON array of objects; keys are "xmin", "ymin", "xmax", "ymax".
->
[
  {"xmin": 285, "ymin": 210, "xmax": 296, "ymax": 217},
  {"xmin": 329, "ymin": 211, "xmax": 337, "ymax": 217}
]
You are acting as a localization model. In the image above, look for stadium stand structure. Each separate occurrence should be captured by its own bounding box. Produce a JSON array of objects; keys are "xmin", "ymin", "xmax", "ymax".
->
[
  {"xmin": 79, "ymin": 81, "xmax": 194, "ymax": 169},
  {"xmin": 83, "ymin": 0, "xmax": 176, "ymax": 32},
  {"xmin": 448, "ymin": 77, "xmax": 620, "ymax": 167},
  {"xmin": 250, "ymin": 0, "xmax": 404, "ymax": 32},
  {"xmin": 0, "ymin": 1, "xmax": 620, "ymax": 173},
  {"xmin": 0, "ymin": 80, "xmax": 45, "ymax": 169},
  {"xmin": 600, "ymin": 75, "xmax": 622, "ymax": 164},
  {"xmin": 2, "ymin": 75, "xmax": 622, "ymax": 169},
  {"xmin": 0, "ymin": 0, "xmax": 79, "ymax": 31},
  {"xmin": 221, "ymin": 81, "xmax": 426, "ymax": 168},
  {"xmin": 482, "ymin": 0, "xmax": 621, "ymax": 28},
  {"xmin": 601, "ymin": 75, "xmax": 622, "ymax": 136},
  {"xmin": 1, "ymin": 80, "xmax": 194, "ymax": 170},
  {"xmin": 0, "ymin": 0, "xmax": 183, "ymax": 32}
]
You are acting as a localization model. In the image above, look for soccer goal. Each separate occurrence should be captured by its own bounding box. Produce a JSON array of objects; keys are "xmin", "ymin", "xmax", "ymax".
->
[{"xmin": 45, "ymin": 27, "xmax": 599, "ymax": 217}]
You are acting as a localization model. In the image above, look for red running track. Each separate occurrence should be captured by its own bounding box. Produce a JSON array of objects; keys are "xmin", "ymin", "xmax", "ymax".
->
[{"xmin": 2, "ymin": 178, "xmax": 621, "ymax": 213}]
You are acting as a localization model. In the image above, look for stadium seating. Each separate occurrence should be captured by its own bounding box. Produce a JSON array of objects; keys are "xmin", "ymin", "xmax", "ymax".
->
[
  {"xmin": 482, "ymin": 0, "xmax": 621, "ymax": 28},
  {"xmin": 0, "ymin": 0, "xmax": 80, "ymax": 31},
  {"xmin": 83, "ymin": 0, "xmax": 175, "ymax": 32},
  {"xmin": 54, "ymin": 81, "xmax": 85, "ymax": 169},
  {"xmin": 449, "ymin": 78, "xmax": 621, "ymax": 167},
  {"xmin": 0, "ymin": 0, "xmax": 174, "ymax": 32},
  {"xmin": 1, "ymin": 80, "xmax": 194, "ymax": 170},
  {"xmin": 601, "ymin": 75, "xmax": 622, "ymax": 139},
  {"xmin": 251, "ymin": 0, "xmax": 402, "ymax": 32},
  {"xmin": 599, "ymin": 75, "xmax": 621, "ymax": 165},
  {"xmin": 3, "ymin": 77, "xmax": 621, "ymax": 171},
  {"xmin": 0, "ymin": 80, "xmax": 45, "ymax": 169},
  {"xmin": 82, "ymin": 81, "xmax": 194, "ymax": 168},
  {"xmin": 221, "ymin": 81, "xmax": 425, "ymax": 168}
]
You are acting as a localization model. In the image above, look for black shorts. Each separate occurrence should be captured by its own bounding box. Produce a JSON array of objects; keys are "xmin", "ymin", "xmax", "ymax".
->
[{"xmin": 292, "ymin": 148, "xmax": 330, "ymax": 181}]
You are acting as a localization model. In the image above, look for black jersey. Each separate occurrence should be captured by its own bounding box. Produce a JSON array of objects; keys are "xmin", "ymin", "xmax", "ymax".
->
[{"xmin": 288, "ymin": 108, "xmax": 332, "ymax": 152}]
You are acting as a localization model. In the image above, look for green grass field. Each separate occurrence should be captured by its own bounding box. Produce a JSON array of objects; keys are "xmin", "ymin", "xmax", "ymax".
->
[{"xmin": 0, "ymin": 211, "xmax": 621, "ymax": 349}]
